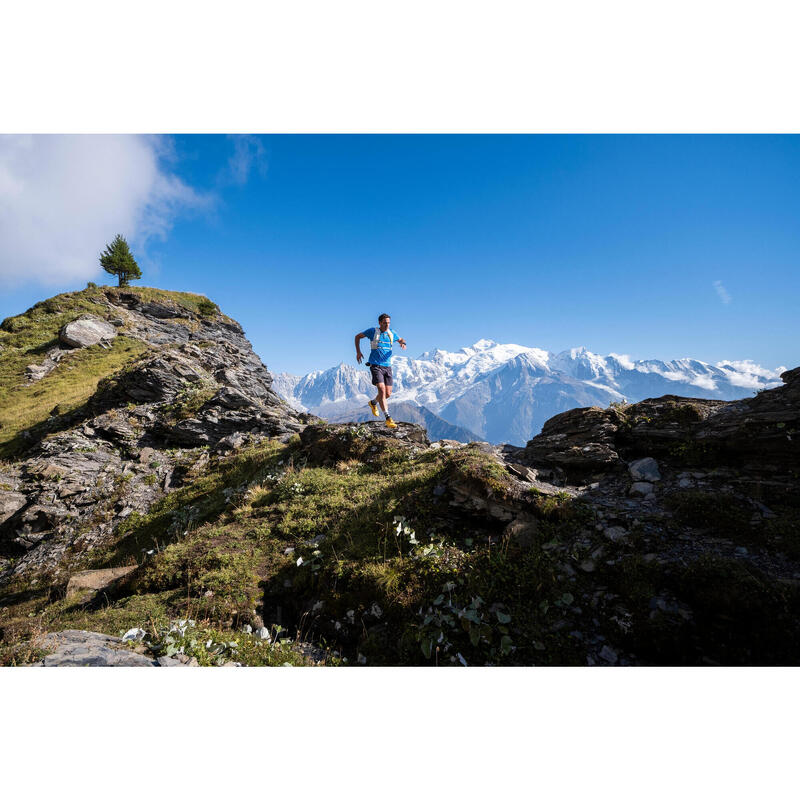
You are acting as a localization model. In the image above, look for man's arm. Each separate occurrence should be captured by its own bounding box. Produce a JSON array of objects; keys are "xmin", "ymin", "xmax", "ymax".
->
[
  {"xmin": 355, "ymin": 332, "xmax": 366, "ymax": 363},
  {"xmin": 396, "ymin": 334, "xmax": 407, "ymax": 350}
]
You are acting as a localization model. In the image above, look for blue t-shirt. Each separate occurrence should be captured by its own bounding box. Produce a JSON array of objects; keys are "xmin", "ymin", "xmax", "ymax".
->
[{"xmin": 362, "ymin": 327, "xmax": 401, "ymax": 367}]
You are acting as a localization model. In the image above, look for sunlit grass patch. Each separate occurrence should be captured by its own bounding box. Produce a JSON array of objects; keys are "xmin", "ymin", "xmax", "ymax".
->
[
  {"xmin": 83, "ymin": 439, "xmax": 290, "ymax": 569},
  {"xmin": 447, "ymin": 443, "xmax": 516, "ymax": 496},
  {"xmin": 0, "ymin": 337, "xmax": 147, "ymax": 457}
]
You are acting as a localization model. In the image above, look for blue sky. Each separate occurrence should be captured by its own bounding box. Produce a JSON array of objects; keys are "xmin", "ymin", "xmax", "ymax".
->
[{"xmin": 1, "ymin": 134, "xmax": 798, "ymax": 375}]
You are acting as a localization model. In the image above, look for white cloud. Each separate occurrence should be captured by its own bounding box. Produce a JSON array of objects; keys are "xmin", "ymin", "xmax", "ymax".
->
[
  {"xmin": 716, "ymin": 359, "xmax": 786, "ymax": 388},
  {"xmin": 713, "ymin": 280, "xmax": 732, "ymax": 304},
  {"xmin": 609, "ymin": 352, "xmax": 635, "ymax": 370},
  {"xmin": 220, "ymin": 134, "xmax": 268, "ymax": 186},
  {"xmin": 724, "ymin": 372, "xmax": 769, "ymax": 389},
  {"xmin": 0, "ymin": 134, "xmax": 211, "ymax": 289},
  {"xmin": 690, "ymin": 374, "xmax": 717, "ymax": 390}
]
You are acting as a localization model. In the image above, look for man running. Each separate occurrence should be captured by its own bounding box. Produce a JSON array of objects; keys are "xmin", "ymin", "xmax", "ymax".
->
[{"xmin": 355, "ymin": 313, "xmax": 407, "ymax": 428}]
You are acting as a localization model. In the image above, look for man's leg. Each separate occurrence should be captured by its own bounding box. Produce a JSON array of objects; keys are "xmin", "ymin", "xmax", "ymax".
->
[
  {"xmin": 375, "ymin": 383, "xmax": 388, "ymax": 414},
  {"xmin": 383, "ymin": 372, "xmax": 394, "ymax": 417}
]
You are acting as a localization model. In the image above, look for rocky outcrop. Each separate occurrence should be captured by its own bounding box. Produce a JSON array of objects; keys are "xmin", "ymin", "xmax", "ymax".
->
[
  {"xmin": 25, "ymin": 346, "xmax": 70, "ymax": 383},
  {"xmin": 299, "ymin": 420, "xmax": 430, "ymax": 466},
  {"xmin": 4, "ymin": 284, "xmax": 800, "ymax": 667},
  {"xmin": 519, "ymin": 406, "xmax": 625, "ymax": 479},
  {"xmin": 0, "ymin": 490, "xmax": 27, "ymax": 525},
  {"xmin": 0, "ymin": 287, "xmax": 314, "ymax": 584},
  {"xmin": 26, "ymin": 630, "xmax": 187, "ymax": 667},
  {"xmin": 518, "ymin": 366, "xmax": 800, "ymax": 488}
]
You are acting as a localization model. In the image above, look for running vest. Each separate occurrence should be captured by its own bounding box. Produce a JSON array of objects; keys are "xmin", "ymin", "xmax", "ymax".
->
[{"xmin": 370, "ymin": 327, "xmax": 395, "ymax": 352}]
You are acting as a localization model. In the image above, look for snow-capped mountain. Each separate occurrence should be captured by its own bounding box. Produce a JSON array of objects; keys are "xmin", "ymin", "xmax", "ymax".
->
[
  {"xmin": 273, "ymin": 340, "xmax": 788, "ymax": 446},
  {"xmin": 273, "ymin": 363, "xmax": 371, "ymax": 412}
]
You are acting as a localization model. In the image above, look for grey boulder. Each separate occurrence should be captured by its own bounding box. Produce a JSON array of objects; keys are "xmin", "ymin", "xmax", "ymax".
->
[
  {"xmin": 628, "ymin": 457, "xmax": 662, "ymax": 482},
  {"xmin": 59, "ymin": 317, "xmax": 117, "ymax": 348},
  {"xmin": 28, "ymin": 630, "xmax": 182, "ymax": 667}
]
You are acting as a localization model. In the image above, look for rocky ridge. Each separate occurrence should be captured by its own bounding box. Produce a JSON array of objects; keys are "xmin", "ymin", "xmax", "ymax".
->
[{"xmin": 0, "ymin": 287, "xmax": 312, "ymax": 584}]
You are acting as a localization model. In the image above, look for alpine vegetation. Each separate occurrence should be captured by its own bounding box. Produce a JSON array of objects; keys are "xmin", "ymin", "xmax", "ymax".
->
[{"xmin": 1, "ymin": 285, "xmax": 799, "ymax": 667}]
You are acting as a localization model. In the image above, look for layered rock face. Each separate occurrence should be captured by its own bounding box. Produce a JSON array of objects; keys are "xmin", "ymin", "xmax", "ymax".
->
[
  {"xmin": 0, "ymin": 288, "xmax": 313, "ymax": 583},
  {"xmin": 518, "ymin": 366, "xmax": 800, "ymax": 494}
]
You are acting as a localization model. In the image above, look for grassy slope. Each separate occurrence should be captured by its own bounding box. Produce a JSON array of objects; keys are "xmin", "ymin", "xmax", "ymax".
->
[
  {"xmin": 3, "ymin": 421, "xmax": 800, "ymax": 667},
  {"xmin": 0, "ymin": 429, "xmax": 589, "ymax": 666},
  {"xmin": 0, "ymin": 285, "xmax": 220, "ymax": 458}
]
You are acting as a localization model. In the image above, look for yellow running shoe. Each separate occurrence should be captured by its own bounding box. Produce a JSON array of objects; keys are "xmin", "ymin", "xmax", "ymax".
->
[
  {"xmin": 385, "ymin": 416, "xmax": 397, "ymax": 429},
  {"xmin": 368, "ymin": 400, "xmax": 379, "ymax": 418}
]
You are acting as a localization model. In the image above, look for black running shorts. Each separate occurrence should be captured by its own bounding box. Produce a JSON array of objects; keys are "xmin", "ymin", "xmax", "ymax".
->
[{"xmin": 368, "ymin": 364, "xmax": 393, "ymax": 386}]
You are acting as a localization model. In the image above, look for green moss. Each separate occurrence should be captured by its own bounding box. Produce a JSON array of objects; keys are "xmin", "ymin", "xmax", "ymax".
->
[
  {"xmin": 196, "ymin": 299, "xmax": 218, "ymax": 317},
  {"xmin": 129, "ymin": 522, "xmax": 271, "ymax": 625},
  {"xmin": 447, "ymin": 444, "xmax": 516, "ymax": 497},
  {"xmin": 82, "ymin": 440, "xmax": 288, "ymax": 570},
  {"xmin": 665, "ymin": 440, "xmax": 719, "ymax": 463},
  {"xmin": 160, "ymin": 385, "xmax": 217, "ymax": 423}
]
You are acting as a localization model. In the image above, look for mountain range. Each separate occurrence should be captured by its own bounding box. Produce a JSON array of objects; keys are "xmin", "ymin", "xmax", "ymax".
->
[{"xmin": 273, "ymin": 340, "xmax": 787, "ymax": 445}]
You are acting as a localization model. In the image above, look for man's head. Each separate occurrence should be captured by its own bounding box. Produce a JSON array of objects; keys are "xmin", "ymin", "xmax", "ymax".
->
[{"xmin": 378, "ymin": 313, "xmax": 390, "ymax": 330}]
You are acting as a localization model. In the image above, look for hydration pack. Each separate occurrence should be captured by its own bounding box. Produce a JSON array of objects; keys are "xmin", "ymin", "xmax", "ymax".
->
[{"xmin": 370, "ymin": 327, "xmax": 394, "ymax": 351}]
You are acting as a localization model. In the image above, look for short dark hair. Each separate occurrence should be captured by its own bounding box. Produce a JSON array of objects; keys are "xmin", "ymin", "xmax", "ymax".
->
[{"xmin": 378, "ymin": 313, "xmax": 390, "ymax": 323}]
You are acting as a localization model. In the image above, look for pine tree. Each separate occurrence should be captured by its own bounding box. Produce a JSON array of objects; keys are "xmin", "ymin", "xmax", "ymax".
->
[{"xmin": 99, "ymin": 234, "xmax": 142, "ymax": 287}]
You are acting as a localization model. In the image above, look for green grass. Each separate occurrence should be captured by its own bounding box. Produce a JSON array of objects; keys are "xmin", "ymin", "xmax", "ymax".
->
[
  {"xmin": 0, "ymin": 284, "xmax": 227, "ymax": 458},
  {"xmin": 3, "ymin": 291, "xmax": 798, "ymax": 666},
  {"xmin": 0, "ymin": 337, "xmax": 148, "ymax": 457},
  {"xmin": 1, "ymin": 429, "xmax": 571, "ymax": 665},
  {"xmin": 0, "ymin": 589, "xmax": 319, "ymax": 666},
  {"xmin": 4, "ymin": 428, "xmax": 800, "ymax": 665},
  {"xmin": 159, "ymin": 385, "xmax": 218, "ymax": 423},
  {"xmin": 102, "ymin": 285, "xmax": 222, "ymax": 318}
]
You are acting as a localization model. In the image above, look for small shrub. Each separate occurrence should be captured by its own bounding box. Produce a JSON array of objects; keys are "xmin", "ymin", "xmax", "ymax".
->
[
  {"xmin": 197, "ymin": 299, "xmax": 218, "ymax": 317},
  {"xmin": 414, "ymin": 579, "xmax": 514, "ymax": 665}
]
